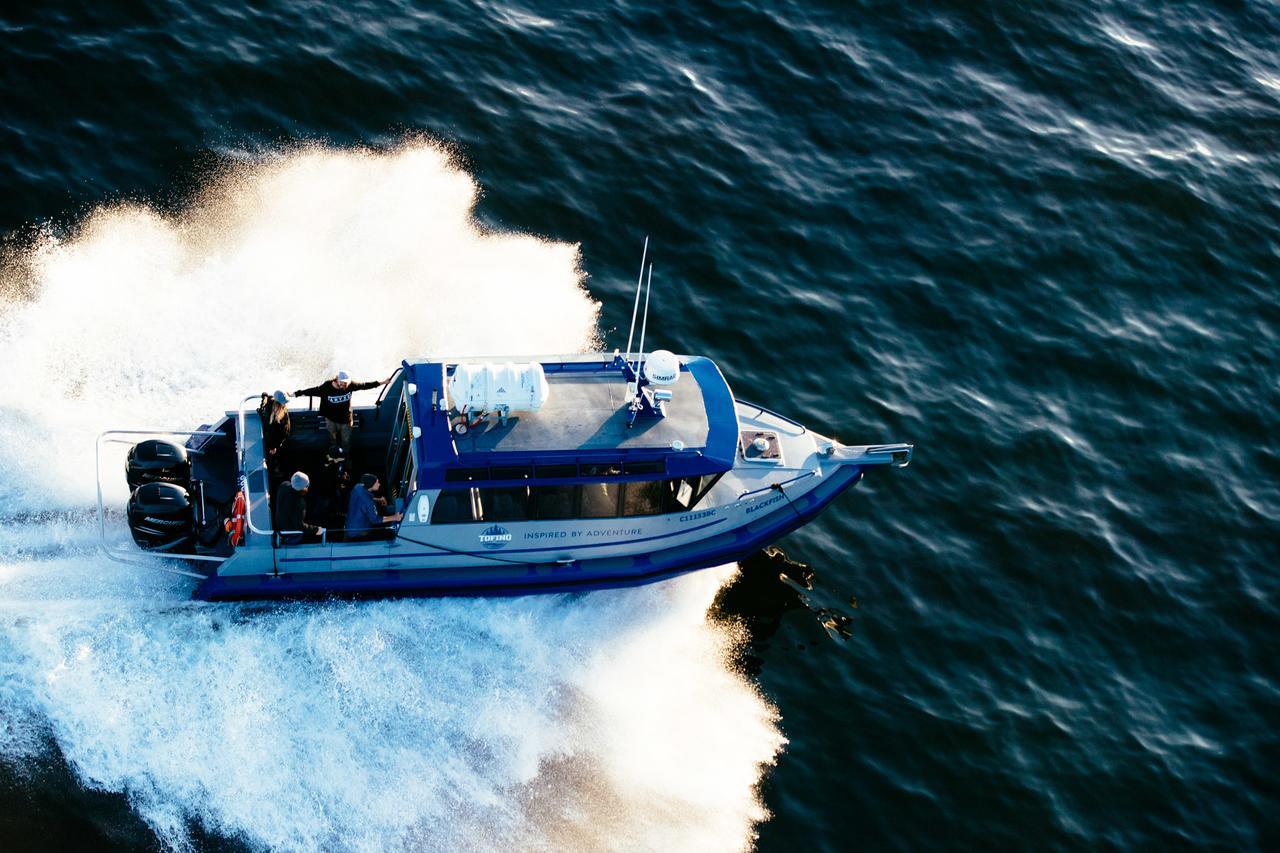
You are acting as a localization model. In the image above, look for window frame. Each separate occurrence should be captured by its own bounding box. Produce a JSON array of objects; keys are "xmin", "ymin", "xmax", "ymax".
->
[{"xmin": 428, "ymin": 473, "xmax": 725, "ymax": 525}]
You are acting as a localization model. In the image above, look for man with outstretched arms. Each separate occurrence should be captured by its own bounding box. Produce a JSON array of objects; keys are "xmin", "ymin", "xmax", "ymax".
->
[{"xmin": 294, "ymin": 370, "xmax": 391, "ymax": 453}]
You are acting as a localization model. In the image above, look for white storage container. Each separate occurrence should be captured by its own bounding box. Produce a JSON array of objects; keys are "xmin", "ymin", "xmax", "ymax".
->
[{"xmin": 449, "ymin": 361, "xmax": 550, "ymax": 413}]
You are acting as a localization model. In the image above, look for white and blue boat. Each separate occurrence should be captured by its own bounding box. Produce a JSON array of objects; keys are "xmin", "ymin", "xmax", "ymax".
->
[{"xmin": 97, "ymin": 263, "xmax": 912, "ymax": 599}]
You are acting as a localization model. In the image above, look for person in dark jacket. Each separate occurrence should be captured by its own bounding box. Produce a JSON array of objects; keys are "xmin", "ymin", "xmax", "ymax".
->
[
  {"xmin": 345, "ymin": 474, "xmax": 403, "ymax": 541},
  {"xmin": 310, "ymin": 446, "xmax": 352, "ymax": 529},
  {"xmin": 294, "ymin": 370, "xmax": 391, "ymax": 453},
  {"xmin": 274, "ymin": 471, "xmax": 324, "ymax": 544},
  {"xmin": 257, "ymin": 390, "xmax": 292, "ymax": 489}
]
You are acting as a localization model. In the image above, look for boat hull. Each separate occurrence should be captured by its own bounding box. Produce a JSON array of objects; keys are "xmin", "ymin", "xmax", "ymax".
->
[{"xmin": 193, "ymin": 465, "xmax": 864, "ymax": 600}]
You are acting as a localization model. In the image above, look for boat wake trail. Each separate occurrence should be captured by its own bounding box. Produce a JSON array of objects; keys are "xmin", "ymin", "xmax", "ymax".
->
[
  {"xmin": 0, "ymin": 561, "xmax": 780, "ymax": 851},
  {"xmin": 0, "ymin": 141, "xmax": 784, "ymax": 852},
  {"xmin": 0, "ymin": 138, "xmax": 600, "ymax": 511}
]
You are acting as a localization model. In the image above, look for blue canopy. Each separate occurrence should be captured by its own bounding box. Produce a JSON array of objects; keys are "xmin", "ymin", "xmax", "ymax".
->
[{"xmin": 405, "ymin": 355, "xmax": 739, "ymax": 489}]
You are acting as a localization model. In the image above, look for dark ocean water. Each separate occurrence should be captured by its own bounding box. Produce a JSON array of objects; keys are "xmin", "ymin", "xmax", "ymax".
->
[{"xmin": 2, "ymin": 1, "xmax": 1278, "ymax": 850}]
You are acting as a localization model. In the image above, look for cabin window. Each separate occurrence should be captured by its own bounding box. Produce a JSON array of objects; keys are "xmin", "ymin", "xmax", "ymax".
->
[
  {"xmin": 579, "ymin": 482, "xmax": 621, "ymax": 518},
  {"xmin": 480, "ymin": 486, "xmax": 531, "ymax": 522},
  {"xmin": 581, "ymin": 463, "xmax": 623, "ymax": 478},
  {"xmin": 671, "ymin": 474, "xmax": 723, "ymax": 511},
  {"xmin": 431, "ymin": 488, "xmax": 477, "ymax": 523},
  {"xmin": 532, "ymin": 485, "xmax": 578, "ymax": 519},
  {"xmin": 621, "ymin": 480, "xmax": 668, "ymax": 516},
  {"xmin": 692, "ymin": 473, "xmax": 723, "ymax": 507},
  {"xmin": 535, "ymin": 463, "xmax": 578, "ymax": 479},
  {"xmin": 445, "ymin": 467, "xmax": 489, "ymax": 482},
  {"xmin": 675, "ymin": 478, "xmax": 696, "ymax": 509},
  {"xmin": 430, "ymin": 475, "xmax": 721, "ymax": 524},
  {"xmin": 490, "ymin": 465, "xmax": 532, "ymax": 480},
  {"xmin": 623, "ymin": 461, "xmax": 665, "ymax": 475}
]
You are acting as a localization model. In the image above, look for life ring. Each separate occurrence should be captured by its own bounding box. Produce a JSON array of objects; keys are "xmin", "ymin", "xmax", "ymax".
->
[{"xmin": 224, "ymin": 490, "xmax": 247, "ymax": 546}]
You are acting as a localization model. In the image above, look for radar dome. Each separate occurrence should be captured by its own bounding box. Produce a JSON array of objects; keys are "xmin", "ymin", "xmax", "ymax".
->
[{"xmin": 644, "ymin": 350, "xmax": 681, "ymax": 385}]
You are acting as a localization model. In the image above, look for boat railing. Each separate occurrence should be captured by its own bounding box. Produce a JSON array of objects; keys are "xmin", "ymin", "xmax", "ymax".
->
[
  {"xmin": 836, "ymin": 443, "xmax": 914, "ymax": 468},
  {"xmin": 737, "ymin": 469, "xmax": 819, "ymax": 499},
  {"xmin": 275, "ymin": 529, "xmax": 325, "ymax": 545},
  {"xmin": 275, "ymin": 527, "xmax": 396, "ymax": 546},
  {"xmin": 240, "ymin": 469, "xmax": 274, "ymax": 538},
  {"xmin": 235, "ymin": 394, "xmax": 258, "ymax": 473},
  {"xmin": 373, "ymin": 366, "xmax": 404, "ymax": 420},
  {"xmin": 235, "ymin": 395, "xmax": 278, "ymax": 539},
  {"xmin": 737, "ymin": 400, "xmax": 809, "ymax": 436}
]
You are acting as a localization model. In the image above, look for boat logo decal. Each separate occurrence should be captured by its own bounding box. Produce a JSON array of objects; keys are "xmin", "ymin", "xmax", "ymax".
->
[
  {"xmin": 479, "ymin": 524, "xmax": 513, "ymax": 549},
  {"xmin": 745, "ymin": 493, "xmax": 785, "ymax": 515}
]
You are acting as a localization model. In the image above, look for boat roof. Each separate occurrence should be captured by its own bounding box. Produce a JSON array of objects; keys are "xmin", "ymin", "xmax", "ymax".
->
[{"xmin": 404, "ymin": 353, "xmax": 739, "ymax": 489}]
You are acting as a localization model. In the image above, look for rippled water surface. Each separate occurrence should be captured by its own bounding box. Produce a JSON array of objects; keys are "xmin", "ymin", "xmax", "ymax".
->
[{"xmin": 2, "ymin": 1, "xmax": 1277, "ymax": 850}]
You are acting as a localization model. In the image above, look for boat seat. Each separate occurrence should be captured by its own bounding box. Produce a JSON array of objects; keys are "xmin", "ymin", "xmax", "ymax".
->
[{"xmin": 286, "ymin": 411, "xmax": 364, "ymax": 451}]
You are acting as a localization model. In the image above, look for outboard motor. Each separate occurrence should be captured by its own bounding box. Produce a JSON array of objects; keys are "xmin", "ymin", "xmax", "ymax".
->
[
  {"xmin": 127, "ymin": 481, "xmax": 196, "ymax": 552},
  {"xmin": 126, "ymin": 439, "xmax": 192, "ymax": 490}
]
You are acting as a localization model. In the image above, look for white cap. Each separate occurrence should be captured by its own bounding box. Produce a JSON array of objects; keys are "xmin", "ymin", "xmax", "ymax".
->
[
  {"xmin": 335, "ymin": 370, "xmax": 351, "ymax": 382},
  {"xmin": 291, "ymin": 472, "xmax": 311, "ymax": 490}
]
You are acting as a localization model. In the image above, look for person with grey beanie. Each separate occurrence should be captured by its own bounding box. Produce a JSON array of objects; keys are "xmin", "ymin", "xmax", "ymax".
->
[{"xmin": 274, "ymin": 471, "xmax": 324, "ymax": 544}]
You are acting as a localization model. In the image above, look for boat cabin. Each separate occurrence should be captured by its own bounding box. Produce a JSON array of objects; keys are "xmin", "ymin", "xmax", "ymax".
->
[{"xmin": 243, "ymin": 353, "xmax": 740, "ymax": 541}]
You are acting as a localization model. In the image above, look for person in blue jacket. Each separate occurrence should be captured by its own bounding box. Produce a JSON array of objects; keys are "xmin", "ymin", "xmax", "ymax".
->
[{"xmin": 346, "ymin": 474, "xmax": 403, "ymax": 541}]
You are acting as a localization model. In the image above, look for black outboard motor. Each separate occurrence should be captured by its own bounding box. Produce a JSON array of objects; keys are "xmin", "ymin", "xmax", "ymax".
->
[
  {"xmin": 126, "ymin": 439, "xmax": 192, "ymax": 491},
  {"xmin": 127, "ymin": 481, "xmax": 196, "ymax": 552}
]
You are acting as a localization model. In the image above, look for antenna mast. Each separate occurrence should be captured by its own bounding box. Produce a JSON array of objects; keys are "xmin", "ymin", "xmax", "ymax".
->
[
  {"xmin": 623, "ymin": 236, "xmax": 649, "ymax": 367},
  {"xmin": 636, "ymin": 264, "xmax": 653, "ymax": 373},
  {"xmin": 625, "ymin": 264, "xmax": 661, "ymax": 429}
]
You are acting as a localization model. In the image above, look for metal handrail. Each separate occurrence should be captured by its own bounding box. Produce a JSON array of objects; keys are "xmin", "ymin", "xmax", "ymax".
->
[
  {"xmin": 737, "ymin": 469, "xmax": 818, "ymax": 499},
  {"xmin": 276, "ymin": 528, "xmax": 327, "ymax": 545},
  {"xmin": 276, "ymin": 525, "xmax": 397, "ymax": 544},
  {"xmin": 736, "ymin": 400, "xmax": 809, "ymax": 435},
  {"xmin": 374, "ymin": 366, "xmax": 403, "ymax": 420},
  {"xmin": 234, "ymin": 395, "xmax": 280, "ymax": 539},
  {"xmin": 235, "ymin": 394, "xmax": 260, "ymax": 473},
  {"xmin": 239, "ymin": 470, "xmax": 274, "ymax": 538},
  {"xmin": 97, "ymin": 545, "xmax": 217, "ymax": 578}
]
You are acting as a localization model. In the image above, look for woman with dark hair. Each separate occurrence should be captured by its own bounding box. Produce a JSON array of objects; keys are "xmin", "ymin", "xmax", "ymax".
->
[{"xmin": 257, "ymin": 390, "xmax": 292, "ymax": 488}]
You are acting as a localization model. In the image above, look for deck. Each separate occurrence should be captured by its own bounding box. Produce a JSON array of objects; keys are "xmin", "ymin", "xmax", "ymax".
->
[{"xmin": 451, "ymin": 370, "xmax": 713, "ymax": 455}]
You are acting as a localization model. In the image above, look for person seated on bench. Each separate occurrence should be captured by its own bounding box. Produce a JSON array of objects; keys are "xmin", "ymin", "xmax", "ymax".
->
[
  {"xmin": 345, "ymin": 474, "xmax": 403, "ymax": 541},
  {"xmin": 275, "ymin": 472, "xmax": 325, "ymax": 545},
  {"xmin": 293, "ymin": 370, "xmax": 392, "ymax": 455}
]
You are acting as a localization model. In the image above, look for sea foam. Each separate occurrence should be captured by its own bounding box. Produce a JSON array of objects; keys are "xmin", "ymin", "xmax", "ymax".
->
[{"xmin": 0, "ymin": 141, "xmax": 783, "ymax": 851}]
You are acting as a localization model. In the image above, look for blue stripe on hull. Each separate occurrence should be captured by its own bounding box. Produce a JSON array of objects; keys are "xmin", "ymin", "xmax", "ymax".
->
[{"xmin": 195, "ymin": 467, "xmax": 863, "ymax": 601}]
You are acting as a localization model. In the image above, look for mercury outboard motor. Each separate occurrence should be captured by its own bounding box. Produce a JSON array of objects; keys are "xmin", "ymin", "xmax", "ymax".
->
[
  {"xmin": 127, "ymin": 481, "xmax": 196, "ymax": 552},
  {"xmin": 126, "ymin": 439, "xmax": 192, "ymax": 491}
]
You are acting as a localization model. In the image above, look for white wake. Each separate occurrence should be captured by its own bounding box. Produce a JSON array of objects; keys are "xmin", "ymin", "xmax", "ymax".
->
[{"xmin": 0, "ymin": 140, "xmax": 784, "ymax": 852}]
